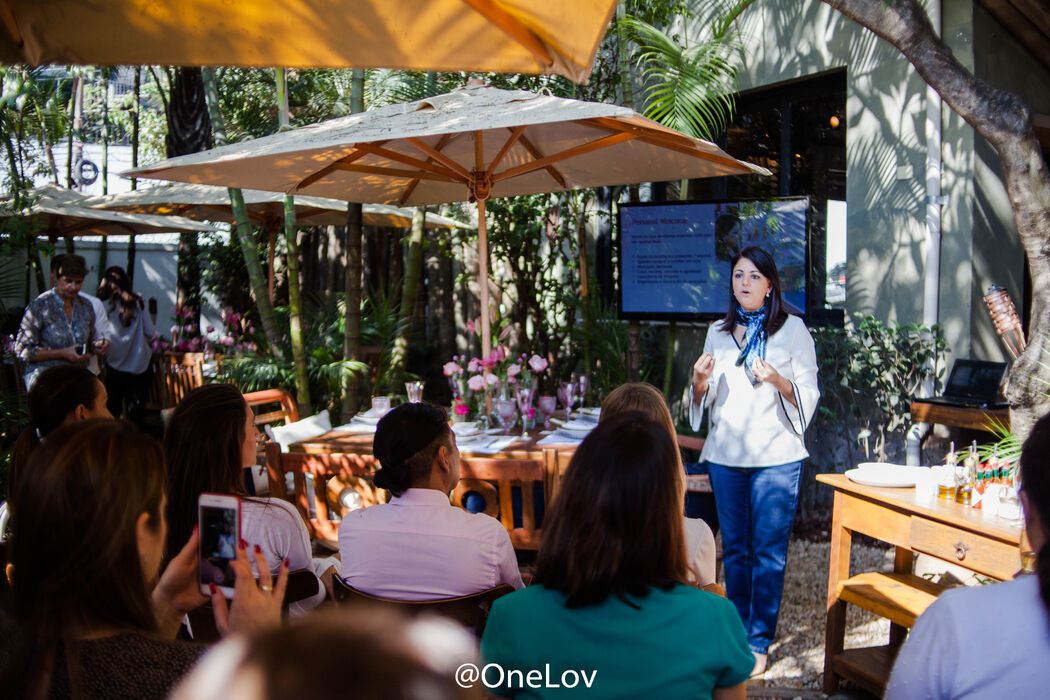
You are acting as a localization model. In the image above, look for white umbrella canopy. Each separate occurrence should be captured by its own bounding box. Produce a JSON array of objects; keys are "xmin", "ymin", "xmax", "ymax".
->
[
  {"xmin": 0, "ymin": 0, "xmax": 616, "ymax": 84},
  {"xmin": 81, "ymin": 183, "xmax": 474, "ymax": 230},
  {"xmin": 2, "ymin": 186, "xmax": 217, "ymax": 238},
  {"xmin": 128, "ymin": 84, "xmax": 768, "ymax": 355}
]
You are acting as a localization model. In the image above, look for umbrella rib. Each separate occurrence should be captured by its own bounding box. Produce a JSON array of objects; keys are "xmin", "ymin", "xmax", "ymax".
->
[
  {"xmin": 0, "ymin": 0, "xmax": 23, "ymax": 49},
  {"xmin": 405, "ymin": 138, "xmax": 472, "ymax": 181},
  {"xmin": 296, "ymin": 149, "xmax": 370, "ymax": 191},
  {"xmin": 517, "ymin": 133, "xmax": 567, "ymax": 188},
  {"xmin": 459, "ymin": 0, "xmax": 555, "ymax": 70},
  {"xmin": 493, "ymin": 132, "xmax": 637, "ymax": 183},
  {"xmin": 354, "ymin": 144, "xmax": 465, "ymax": 182},
  {"xmin": 484, "ymin": 126, "xmax": 527, "ymax": 178},
  {"xmin": 584, "ymin": 117, "xmax": 753, "ymax": 172},
  {"xmin": 333, "ymin": 163, "xmax": 458, "ymax": 183},
  {"xmin": 398, "ymin": 133, "xmax": 455, "ymax": 207}
]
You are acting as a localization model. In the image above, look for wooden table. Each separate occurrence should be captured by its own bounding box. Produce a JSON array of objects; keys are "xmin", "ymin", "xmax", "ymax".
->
[
  {"xmin": 818, "ymin": 473, "xmax": 1023, "ymax": 695},
  {"xmin": 909, "ymin": 400, "xmax": 1009, "ymax": 432}
]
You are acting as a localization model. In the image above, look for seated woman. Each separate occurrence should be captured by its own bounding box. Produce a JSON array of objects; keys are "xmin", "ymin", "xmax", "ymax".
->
[
  {"xmin": 164, "ymin": 384, "xmax": 328, "ymax": 616},
  {"xmin": 481, "ymin": 413, "xmax": 752, "ymax": 699},
  {"xmin": 599, "ymin": 382, "xmax": 718, "ymax": 587},
  {"xmin": 8, "ymin": 365, "xmax": 111, "ymax": 504},
  {"xmin": 0, "ymin": 420, "xmax": 285, "ymax": 699},
  {"xmin": 885, "ymin": 411, "xmax": 1050, "ymax": 699}
]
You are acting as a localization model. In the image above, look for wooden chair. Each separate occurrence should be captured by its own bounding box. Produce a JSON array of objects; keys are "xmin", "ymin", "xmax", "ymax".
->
[
  {"xmin": 264, "ymin": 443, "xmax": 384, "ymax": 543},
  {"xmin": 331, "ymin": 577, "xmax": 513, "ymax": 636},
  {"xmin": 244, "ymin": 388, "xmax": 300, "ymax": 428},
  {"xmin": 186, "ymin": 568, "xmax": 322, "ymax": 643},
  {"xmin": 158, "ymin": 351, "xmax": 205, "ymax": 408},
  {"xmin": 451, "ymin": 458, "xmax": 547, "ymax": 551}
]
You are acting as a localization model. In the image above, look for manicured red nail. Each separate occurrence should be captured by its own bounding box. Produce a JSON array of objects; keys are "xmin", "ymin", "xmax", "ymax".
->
[
  {"xmin": 240, "ymin": 538, "xmax": 248, "ymax": 549},
  {"xmin": 192, "ymin": 525, "xmax": 199, "ymax": 535},
  {"xmin": 283, "ymin": 558, "xmax": 290, "ymax": 567},
  {"xmin": 254, "ymin": 544, "xmax": 262, "ymax": 554},
  {"xmin": 209, "ymin": 582, "xmax": 218, "ymax": 594}
]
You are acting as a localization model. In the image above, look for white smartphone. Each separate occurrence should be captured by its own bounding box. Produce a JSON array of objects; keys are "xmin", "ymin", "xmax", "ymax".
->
[{"xmin": 198, "ymin": 493, "xmax": 241, "ymax": 598}]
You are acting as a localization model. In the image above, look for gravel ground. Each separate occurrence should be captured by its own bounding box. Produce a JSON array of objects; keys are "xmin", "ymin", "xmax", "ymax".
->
[{"xmin": 735, "ymin": 538, "xmax": 893, "ymax": 698}]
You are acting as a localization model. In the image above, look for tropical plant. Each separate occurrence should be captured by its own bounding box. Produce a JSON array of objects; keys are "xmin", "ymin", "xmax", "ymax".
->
[{"xmin": 811, "ymin": 313, "xmax": 949, "ymax": 464}]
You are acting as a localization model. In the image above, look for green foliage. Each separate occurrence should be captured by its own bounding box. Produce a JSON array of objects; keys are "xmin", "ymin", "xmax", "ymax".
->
[{"xmin": 812, "ymin": 314, "xmax": 948, "ymax": 463}]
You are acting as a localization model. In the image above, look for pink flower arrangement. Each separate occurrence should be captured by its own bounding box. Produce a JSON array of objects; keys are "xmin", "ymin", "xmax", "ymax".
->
[{"xmin": 453, "ymin": 399, "xmax": 470, "ymax": 416}]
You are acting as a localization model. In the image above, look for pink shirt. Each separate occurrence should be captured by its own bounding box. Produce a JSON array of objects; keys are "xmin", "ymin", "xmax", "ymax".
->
[{"xmin": 338, "ymin": 488, "xmax": 524, "ymax": 600}]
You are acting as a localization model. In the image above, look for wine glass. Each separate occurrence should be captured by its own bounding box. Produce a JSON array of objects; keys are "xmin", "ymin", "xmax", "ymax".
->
[
  {"xmin": 537, "ymin": 395, "xmax": 557, "ymax": 430},
  {"xmin": 371, "ymin": 395, "xmax": 391, "ymax": 418},
  {"xmin": 495, "ymin": 399, "xmax": 518, "ymax": 435},
  {"xmin": 405, "ymin": 381, "xmax": 424, "ymax": 403},
  {"xmin": 557, "ymin": 381, "xmax": 577, "ymax": 419},
  {"xmin": 574, "ymin": 372, "xmax": 589, "ymax": 409}
]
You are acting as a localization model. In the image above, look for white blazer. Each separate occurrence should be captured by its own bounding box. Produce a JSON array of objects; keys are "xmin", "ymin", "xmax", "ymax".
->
[{"xmin": 689, "ymin": 314, "xmax": 819, "ymax": 467}]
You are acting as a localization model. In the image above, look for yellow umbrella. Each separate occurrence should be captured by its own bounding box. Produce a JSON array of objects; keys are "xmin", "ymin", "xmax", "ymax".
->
[
  {"xmin": 0, "ymin": 0, "xmax": 616, "ymax": 83},
  {"xmin": 129, "ymin": 84, "xmax": 768, "ymax": 358}
]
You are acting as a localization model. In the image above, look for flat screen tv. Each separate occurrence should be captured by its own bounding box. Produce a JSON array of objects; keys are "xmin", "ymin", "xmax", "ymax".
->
[{"xmin": 616, "ymin": 197, "xmax": 809, "ymax": 321}]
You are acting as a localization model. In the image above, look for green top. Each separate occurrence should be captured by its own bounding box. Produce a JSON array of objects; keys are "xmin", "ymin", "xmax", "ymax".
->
[{"xmin": 480, "ymin": 584, "xmax": 753, "ymax": 699}]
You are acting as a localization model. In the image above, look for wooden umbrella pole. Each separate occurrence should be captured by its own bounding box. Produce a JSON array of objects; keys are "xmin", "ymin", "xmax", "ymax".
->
[{"xmin": 474, "ymin": 131, "xmax": 492, "ymax": 362}]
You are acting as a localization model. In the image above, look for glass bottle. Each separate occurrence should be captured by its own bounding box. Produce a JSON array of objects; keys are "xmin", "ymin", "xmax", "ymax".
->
[
  {"xmin": 955, "ymin": 441, "xmax": 976, "ymax": 506},
  {"xmin": 938, "ymin": 441, "xmax": 957, "ymax": 501}
]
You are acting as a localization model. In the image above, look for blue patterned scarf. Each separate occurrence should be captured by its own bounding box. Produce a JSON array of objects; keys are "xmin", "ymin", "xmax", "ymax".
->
[{"xmin": 735, "ymin": 305, "xmax": 767, "ymax": 373}]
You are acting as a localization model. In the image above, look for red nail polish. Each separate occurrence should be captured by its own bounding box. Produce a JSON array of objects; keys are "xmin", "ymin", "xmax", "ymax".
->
[
  {"xmin": 192, "ymin": 524, "xmax": 199, "ymax": 534},
  {"xmin": 283, "ymin": 558, "xmax": 290, "ymax": 567},
  {"xmin": 209, "ymin": 582, "xmax": 218, "ymax": 594},
  {"xmin": 254, "ymin": 544, "xmax": 262, "ymax": 554},
  {"xmin": 240, "ymin": 538, "xmax": 248, "ymax": 550}
]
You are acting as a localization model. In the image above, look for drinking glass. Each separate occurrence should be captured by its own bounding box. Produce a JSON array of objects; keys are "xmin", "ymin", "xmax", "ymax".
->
[
  {"xmin": 371, "ymin": 395, "xmax": 391, "ymax": 417},
  {"xmin": 575, "ymin": 373, "xmax": 590, "ymax": 407},
  {"xmin": 405, "ymin": 381, "xmax": 424, "ymax": 403},
  {"xmin": 558, "ymin": 381, "xmax": 577, "ymax": 418},
  {"xmin": 495, "ymin": 399, "xmax": 518, "ymax": 435},
  {"xmin": 447, "ymin": 375, "xmax": 461, "ymax": 401},
  {"xmin": 537, "ymin": 395, "xmax": 557, "ymax": 430}
]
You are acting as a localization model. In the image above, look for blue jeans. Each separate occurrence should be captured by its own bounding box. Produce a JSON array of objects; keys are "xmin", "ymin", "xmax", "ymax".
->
[{"xmin": 707, "ymin": 460, "xmax": 802, "ymax": 654}]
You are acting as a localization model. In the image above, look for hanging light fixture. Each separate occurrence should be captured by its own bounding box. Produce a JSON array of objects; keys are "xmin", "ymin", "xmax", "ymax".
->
[{"xmin": 983, "ymin": 285, "xmax": 1026, "ymax": 359}]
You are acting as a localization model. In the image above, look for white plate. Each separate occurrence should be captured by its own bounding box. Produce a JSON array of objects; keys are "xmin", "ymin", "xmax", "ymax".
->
[
  {"xmin": 845, "ymin": 464, "xmax": 927, "ymax": 488},
  {"xmin": 560, "ymin": 419, "xmax": 597, "ymax": 432},
  {"xmin": 451, "ymin": 422, "xmax": 480, "ymax": 437},
  {"xmin": 580, "ymin": 407, "xmax": 601, "ymax": 417},
  {"xmin": 354, "ymin": 410, "xmax": 383, "ymax": 424}
]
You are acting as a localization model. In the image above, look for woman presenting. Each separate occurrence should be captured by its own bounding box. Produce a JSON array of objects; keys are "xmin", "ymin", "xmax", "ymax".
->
[{"xmin": 689, "ymin": 245, "xmax": 819, "ymax": 676}]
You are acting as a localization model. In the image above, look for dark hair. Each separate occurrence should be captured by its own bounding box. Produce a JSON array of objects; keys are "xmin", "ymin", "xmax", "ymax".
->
[
  {"xmin": 599, "ymin": 382, "xmax": 679, "ymax": 458},
  {"xmin": 9, "ymin": 365, "xmax": 103, "ymax": 502},
  {"xmin": 6, "ymin": 420, "xmax": 167, "ymax": 696},
  {"xmin": 1020, "ymin": 412, "xmax": 1050, "ymax": 619},
  {"xmin": 371, "ymin": 403, "xmax": 451, "ymax": 498},
  {"xmin": 164, "ymin": 383, "xmax": 250, "ymax": 559},
  {"xmin": 719, "ymin": 245, "xmax": 789, "ymax": 337},
  {"xmin": 175, "ymin": 608, "xmax": 470, "ymax": 700},
  {"xmin": 97, "ymin": 265, "xmax": 143, "ymax": 326},
  {"xmin": 50, "ymin": 253, "xmax": 88, "ymax": 279},
  {"xmin": 535, "ymin": 412, "xmax": 687, "ymax": 607}
]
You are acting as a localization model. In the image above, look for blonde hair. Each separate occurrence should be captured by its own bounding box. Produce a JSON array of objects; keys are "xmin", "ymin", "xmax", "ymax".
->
[{"xmin": 599, "ymin": 383, "xmax": 681, "ymax": 467}]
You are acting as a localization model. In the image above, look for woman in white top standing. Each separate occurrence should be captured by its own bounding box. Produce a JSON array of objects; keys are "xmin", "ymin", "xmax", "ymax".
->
[
  {"xmin": 97, "ymin": 266, "xmax": 157, "ymax": 431},
  {"xmin": 689, "ymin": 245, "xmax": 819, "ymax": 676}
]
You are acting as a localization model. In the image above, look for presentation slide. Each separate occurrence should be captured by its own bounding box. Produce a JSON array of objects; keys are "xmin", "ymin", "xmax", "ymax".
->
[{"xmin": 618, "ymin": 198, "xmax": 808, "ymax": 319}]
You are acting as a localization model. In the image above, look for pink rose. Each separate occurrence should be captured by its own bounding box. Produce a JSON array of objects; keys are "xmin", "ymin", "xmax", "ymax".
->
[
  {"xmin": 467, "ymin": 375, "xmax": 486, "ymax": 391},
  {"xmin": 443, "ymin": 361, "xmax": 463, "ymax": 376},
  {"xmin": 454, "ymin": 401, "xmax": 470, "ymax": 416},
  {"xmin": 507, "ymin": 363, "xmax": 521, "ymax": 378},
  {"xmin": 220, "ymin": 335, "xmax": 235, "ymax": 347},
  {"xmin": 467, "ymin": 358, "xmax": 482, "ymax": 373},
  {"xmin": 528, "ymin": 355, "xmax": 548, "ymax": 373},
  {"xmin": 485, "ymin": 374, "xmax": 499, "ymax": 386},
  {"xmin": 465, "ymin": 320, "xmax": 476, "ymax": 335}
]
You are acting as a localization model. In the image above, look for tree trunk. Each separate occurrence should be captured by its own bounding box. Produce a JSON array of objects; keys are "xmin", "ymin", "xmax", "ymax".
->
[
  {"xmin": 128, "ymin": 68, "xmax": 140, "ymax": 284},
  {"xmin": 390, "ymin": 206, "xmax": 426, "ymax": 388},
  {"xmin": 166, "ymin": 68, "xmax": 212, "ymax": 334},
  {"xmin": 822, "ymin": 0, "xmax": 1050, "ymax": 438},
  {"xmin": 200, "ymin": 67, "xmax": 285, "ymax": 355},
  {"xmin": 341, "ymin": 69, "xmax": 365, "ymax": 420},
  {"xmin": 276, "ymin": 67, "xmax": 311, "ymax": 413}
]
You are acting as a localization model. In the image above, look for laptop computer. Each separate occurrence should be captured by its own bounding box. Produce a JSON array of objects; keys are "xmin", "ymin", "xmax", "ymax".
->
[{"xmin": 919, "ymin": 359, "xmax": 1008, "ymax": 409}]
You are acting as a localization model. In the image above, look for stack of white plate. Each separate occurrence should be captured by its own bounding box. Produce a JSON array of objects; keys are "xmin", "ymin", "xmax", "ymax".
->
[
  {"xmin": 553, "ymin": 418, "xmax": 597, "ymax": 441},
  {"xmin": 451, "ymin": 421, "xmax": 482, "ymax": 439},
  {"xmin": 845, "ymin": 462, "xmax": 927, "ymax": 488}
]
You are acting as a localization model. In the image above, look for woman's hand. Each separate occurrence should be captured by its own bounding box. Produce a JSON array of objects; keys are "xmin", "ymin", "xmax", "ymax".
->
[
  {"xmin": 692, "ymin": 353, "xmax": 715, "ymax": 403},
  {"xmin": 752, "ymin": 358, "xmax": 796, "ymax": 406},
  {"xmin": 152, "ymin": 528, "xmax": 209, "ymax": 638},
  {"xmin": 210, "ymin": 543, "xmax": 288, "ymax": 637}
]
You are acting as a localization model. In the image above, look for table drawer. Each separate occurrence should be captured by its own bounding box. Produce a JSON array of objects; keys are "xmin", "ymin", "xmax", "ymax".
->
[{"xmin": 910, "ymin": 518, "xmax": 1019, "ymax": 580}]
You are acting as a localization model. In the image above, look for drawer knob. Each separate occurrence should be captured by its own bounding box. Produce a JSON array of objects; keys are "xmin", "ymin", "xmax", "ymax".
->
[{"xmin": 954, "ymin": 542, "xmax": 969, "ymax": 561}]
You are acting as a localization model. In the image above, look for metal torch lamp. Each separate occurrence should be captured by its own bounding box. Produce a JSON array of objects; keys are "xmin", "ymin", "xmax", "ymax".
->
[{"xmin": 983, "ymin": 285, "xmax": 1026, "ymax": 359}]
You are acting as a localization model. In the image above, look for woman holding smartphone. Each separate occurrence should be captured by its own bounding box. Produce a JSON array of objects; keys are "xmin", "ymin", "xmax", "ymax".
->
[
  {"xmin": 0, "ymin": 420, "xmax": 285, "ymax": 699},
  {"xmin": 688, "ymin": 245, "xmax": 819, "ymax": 676},
  {"xmin": 165, "ymin": 384, "xmax": 328, "ymax": 616}
]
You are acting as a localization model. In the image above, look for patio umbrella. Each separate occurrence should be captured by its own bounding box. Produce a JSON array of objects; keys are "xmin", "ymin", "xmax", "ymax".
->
[
  {"xmin": 0, "ymin": 0, "xmax": 616, "ymax": 84},
  {"xmin": 128, "ymin": 83, "xmax": 769, "ymax": 357},
  {"xmin": 2, "ymin": 186, "xmax": 216, "ymax": 239},
  {"xmin": 80, "ymin": 183, "xmax": 474, "ymax": 230}
]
